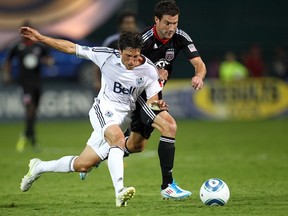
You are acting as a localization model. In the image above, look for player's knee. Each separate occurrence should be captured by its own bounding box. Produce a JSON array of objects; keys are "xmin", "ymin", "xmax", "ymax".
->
[
  {"xmin": 73, "ymin": 158, "xmax": 92, "ymax": 172},
  {"xmin": 160, "ymin": 115, "xmax": 177, "ymax": 136},
  {"xmin": 167, "ymin": 120, "xmax": 177, "ymax": 136},
  {"xmin": 105, "ymin": 130, "xmax": 126, "ymax": 148}
]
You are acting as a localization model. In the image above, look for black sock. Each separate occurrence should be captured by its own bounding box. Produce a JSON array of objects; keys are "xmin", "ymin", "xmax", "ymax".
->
[
  {"xmin": 124, "ymin": 136, "xmax": 131, "ymax": 157},
  {"xmin": 25, "ymin": 117, "xmax": 36, "ymax": 145},
  {"xmin": 158, "ymin": 136, "xmax": 175, "ymax": 189}
]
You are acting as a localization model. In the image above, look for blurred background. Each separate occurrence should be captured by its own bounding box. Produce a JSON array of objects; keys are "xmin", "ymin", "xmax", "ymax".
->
[{"xmin": 0, "ymin": 0, "xmax": 288, "ymax": 121}]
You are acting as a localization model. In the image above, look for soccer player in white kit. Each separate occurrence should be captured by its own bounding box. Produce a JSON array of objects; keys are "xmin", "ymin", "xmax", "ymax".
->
[{"xmin": 19, "ymin": 27, "xmax": 164, "ymax": 207}]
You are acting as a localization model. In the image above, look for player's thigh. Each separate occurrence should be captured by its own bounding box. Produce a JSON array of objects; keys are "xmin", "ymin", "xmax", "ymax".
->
[
  {"xmin": 104, "ymin": 124, "xmax": 125, "ymax": 148},
  {"xmin": 88, "ymin": 98, "xmax": 120, "ymax": 139}
]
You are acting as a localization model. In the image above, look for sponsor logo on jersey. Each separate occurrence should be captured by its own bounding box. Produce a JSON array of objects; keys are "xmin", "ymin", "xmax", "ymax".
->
[
  {"xmin": 153, "ymin": 43, "xmax": 158, "ymax": 49},
  {"xmin": 23, "ymin": 54, "xmax": 38, "ymax": 69},
  {"xmin": 113, "ymin": 82, "xmax": 136, "ymax": 95},
  {"xmin": 165, "ymin": 48, "xmax": 175, "ymax": 61},
  {"xmin": 136, "ymin": 77, "xmax": 144, "ymax": 86},
  {"xmin": 155, "ymin": 59, "xmax": 170, "ymax": 69}
]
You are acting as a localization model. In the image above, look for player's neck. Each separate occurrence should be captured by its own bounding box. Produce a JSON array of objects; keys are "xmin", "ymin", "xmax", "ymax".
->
[
  {"xmin": 138, "ymin": 55, "xmax": 145, "ymax": 65},
  {"xmin": 153, "ymin": 25, "xmax": 170, "ymax": 44}
]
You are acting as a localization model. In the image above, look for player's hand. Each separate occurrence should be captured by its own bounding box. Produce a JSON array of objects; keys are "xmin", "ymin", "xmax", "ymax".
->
[
  {"xmin": 19, "ymin": 27, "xmax": 42, "ymax": 42},
  {"xmin": 191, "ymin": 75, "xmax": 204, "ymax": 91},
  {"xmin": 158, "ymin": 68, "xmax": 169, "ymax": 81},
  {"xmin": 149, "ymin": 100, "xmax": 169, "ymax": 111}
]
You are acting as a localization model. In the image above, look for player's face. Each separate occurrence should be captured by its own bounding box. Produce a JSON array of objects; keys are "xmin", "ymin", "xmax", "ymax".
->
[
  {"xmin": 120, "ymin": 48, "xmax": 142, "ymax": 70},
  {"xmin": 155, "ymin": 14, "xmax": 178, "ymax": 39}
]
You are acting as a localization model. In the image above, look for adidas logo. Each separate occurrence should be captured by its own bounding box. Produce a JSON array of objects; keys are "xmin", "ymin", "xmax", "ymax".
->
[{"xmin": 153, "ymin": 43, "xmax": 158, "ymax": 49}]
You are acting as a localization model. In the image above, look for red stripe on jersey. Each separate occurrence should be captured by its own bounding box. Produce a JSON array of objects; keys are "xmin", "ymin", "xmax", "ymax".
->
[{"xmin": 153, "ymin": 25, "xmax": 170, "ymax": 45}]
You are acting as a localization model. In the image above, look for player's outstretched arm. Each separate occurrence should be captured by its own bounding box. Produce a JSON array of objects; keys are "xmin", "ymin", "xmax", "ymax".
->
[{"xmin": 19, "ymin": 27, "xmax": 76, "ymax": 54}]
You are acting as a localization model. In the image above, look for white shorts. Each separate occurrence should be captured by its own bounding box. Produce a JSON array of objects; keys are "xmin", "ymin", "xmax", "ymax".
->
[{"xmin": 86, "ymin": 98, "xmax": 131, "ymax": 159}]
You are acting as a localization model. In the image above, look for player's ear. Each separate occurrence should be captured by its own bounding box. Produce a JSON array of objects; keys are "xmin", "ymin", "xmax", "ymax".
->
[{"xmin": 154, "ymin": 16, "xmax": 159, "ymax": 24}]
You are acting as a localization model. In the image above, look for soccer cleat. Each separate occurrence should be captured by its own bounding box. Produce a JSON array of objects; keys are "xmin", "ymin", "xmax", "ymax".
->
[
  {"xmin": 115, "ymin": 187, "xmax": 136, "ymax": 207},
  {"xmin": 79, "ymin": 172, "xmax": 89, "ymax": 180},
  {"xmin": 16, "ymin": 135, "xmax": 28, "ymax": 152},
  {"xmin": 161, "ymin": 181, "xmax": 192, "ymax": 200},
  {"xmin": 20, "ymin": 158, "xmax": 42, "ymax": 192}
]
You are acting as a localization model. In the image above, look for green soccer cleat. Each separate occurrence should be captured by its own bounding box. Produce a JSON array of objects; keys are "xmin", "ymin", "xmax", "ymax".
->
[
  {"xmin": 20, "ymin": 158, "xmax": 42, "ymax": 192},
  {"xmin": 16, "ymin": 135, "xmax": 28, "ymax": 152}
]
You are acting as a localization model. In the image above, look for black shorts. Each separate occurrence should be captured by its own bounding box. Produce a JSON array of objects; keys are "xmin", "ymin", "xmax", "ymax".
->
[{"xmin": 130, "ymin": 96, "xmax": 162, "ymax": 139}]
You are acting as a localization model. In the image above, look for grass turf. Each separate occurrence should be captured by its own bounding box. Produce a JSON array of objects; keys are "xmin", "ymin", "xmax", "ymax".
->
[{"xmin": 0, "ymin": 119, "xmax": 288, "ymax": 215}]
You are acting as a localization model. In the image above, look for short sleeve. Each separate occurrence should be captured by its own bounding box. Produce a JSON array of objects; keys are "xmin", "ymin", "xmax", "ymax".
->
[
  {"xmin": 76, "ymin": 44, "xmax": 113, "ymax": 68},
  {"xmin": 177, "ymin": 29, "xmax": 200, "ymax": 60}
]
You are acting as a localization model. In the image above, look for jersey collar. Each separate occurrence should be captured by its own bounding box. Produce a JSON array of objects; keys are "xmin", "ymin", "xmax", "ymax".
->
[{"xmin": 153, "ymin": 25, "xmax": 170, "ymax": 45}]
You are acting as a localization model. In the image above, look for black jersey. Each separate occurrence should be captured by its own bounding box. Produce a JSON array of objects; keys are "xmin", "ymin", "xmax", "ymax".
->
[
  {"xmin": 141, "ymin": 26, "xmax": 200, "ymax": 80},
  {"xmin": 7, "ymin": 40, "xmax": 49, "ymax": 86}
]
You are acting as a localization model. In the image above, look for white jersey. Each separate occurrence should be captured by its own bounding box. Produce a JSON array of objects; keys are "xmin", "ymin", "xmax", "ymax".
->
[
  {"xmin": 76, "ymin": 45, "xmax": 162, "ymax": 157},
  {"xmin": 76, "ymin": 45, "xmax": 162, "ymax": 112}
]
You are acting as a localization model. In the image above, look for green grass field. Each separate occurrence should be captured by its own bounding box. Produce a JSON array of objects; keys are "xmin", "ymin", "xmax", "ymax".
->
[{"xmin": 0, "ymin": 119, "xmax": 288, "ymax": 216}]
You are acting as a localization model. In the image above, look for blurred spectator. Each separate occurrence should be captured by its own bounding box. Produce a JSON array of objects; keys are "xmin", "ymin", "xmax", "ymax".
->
[
  {"xmin": 93, "ymin": 10, "xmax": 138, "ymax": 94},
  {"xmin": 269, "ymin": 46, "xmax": 288, "ymax": 81},
  {"xmin": 219, "ymin": 51, "xmax": 248, "ymax": 81},
  {"xmin": 243, "ymin": 44, "xmax": 265, "ymax": 77},
  {"xmin": 2, "ymin": 20, "xmax": 53, "ymax": 152},
  {"xmin": 206, "ymin": 56, "xmax": 220, "ymax": 78},
  {"xmin": 102, "ymin": 10, "xmax": 138, "ymax": 49}
]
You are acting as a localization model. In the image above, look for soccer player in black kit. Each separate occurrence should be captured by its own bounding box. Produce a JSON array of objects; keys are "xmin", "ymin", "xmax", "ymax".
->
[
  {"xmin": 3, "ymin": 21, "xmax": 53, "ymax": 152},
  {"xmin": 126, "ymin": 0, "xmax": 207, "ymax": 199}
]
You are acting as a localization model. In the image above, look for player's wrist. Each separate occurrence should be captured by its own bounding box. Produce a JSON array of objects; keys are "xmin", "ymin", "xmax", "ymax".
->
[{"xmin": 194, "ymin": 74, "xmax": 204, "ymax": 80}]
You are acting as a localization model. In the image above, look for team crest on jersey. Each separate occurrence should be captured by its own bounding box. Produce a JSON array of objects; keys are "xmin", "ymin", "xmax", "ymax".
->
[
  {"xmin": 136, "ymin": 76, "xmax": 144, "ymax": 86},
  {"xmin": 105, "ymin": 110, "xmax": 113, "ymax": 118},
  {"xmin": 165, "ymin": 48, "xmax": 175, "ymax": 61}
]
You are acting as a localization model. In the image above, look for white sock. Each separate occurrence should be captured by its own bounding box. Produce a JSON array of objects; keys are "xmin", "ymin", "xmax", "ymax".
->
[
  {"xmin": 36, "ymin": 156, "xmax": 77, "ymax": 173},
  {"xmin": 108, "ymin": 147, "xmax": 124, "ymax": 197}
]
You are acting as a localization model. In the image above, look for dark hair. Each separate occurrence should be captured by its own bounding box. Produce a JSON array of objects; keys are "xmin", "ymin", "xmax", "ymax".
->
[
  {"xmin": 118, "ymin": 31, "xmax": 143, "ymax": 51},
  {"xmin": 118, "ymin": 10, "xmax": 137, "ymax": 25},
  {"xmin": 154, "ymin": 0, "xmax": 180, "ymax": 20}
]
